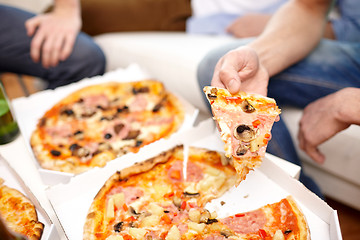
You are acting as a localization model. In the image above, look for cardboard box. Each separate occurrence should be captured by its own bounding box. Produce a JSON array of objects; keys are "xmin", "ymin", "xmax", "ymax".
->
[
  {"xmin": 11, "ymin": 64, "xmax": 199, "ymax": 186},
  {"xmin": 0, "ymin": 154, "xmax": 58, "ymax": 240},
  {"xmin": 46, "ymin": 120, "xmax": 342, "ymax": 240}
]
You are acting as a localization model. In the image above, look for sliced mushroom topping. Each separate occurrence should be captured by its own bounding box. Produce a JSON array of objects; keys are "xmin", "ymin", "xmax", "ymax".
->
[
  {"xmin": 173, "ymin": 196, "xmax": 182, "ymax": 208},
  {"xmin": 199, "ymin": 209, "xmax": 211, "ymax": 223},
  {"xmin": 132, "ymin": 86, "xmax": 150, "ymax": 94},
  {"xmin": 233, "ymin": 124, "xmax": 257, "ymax": 142},
  {"xmin": 129, "ymin": 206, "xmax": 140, "ymax": 216},
  {"xmin": 220, "ymin": 155, "xmax": 230, "ymax": 166},
  {"xmin": 220, "ymin": 229, "xmax": 234, "ymax": 238},
  {"xmin": 124, "ymin": 130, "xmax": 140, "ymax": 140},
  {"xmin": 113, "ymin": 222, "xmax": 124, "ymax": 232},
  {"xmin": 236, "ymin": 144, "xmax": 249, "ymax": 156},
  {"xmin": 98, "ymin": 142, "xmax": 111, "ymax": 151},
  {"xmin": 39, "ymin": 118, "xmax": 47, "ymax": 127},
  {"xmin": 72, "ymin": 147, "xmax": 90, "ymax": 158},
  {"xmin": 207, "ymin": 87, "xmax": 218, "ymax": 100},
  {"xmin": 183, "ymin": 191, "xmax": 200, "ymax": 198},
  {"xmin": 241, "ymin": 99, "xmax": 256, "ymax": 113},
  {"xmin": 114, "ymin": 123, "xmax": 125, "ymax": 134}
]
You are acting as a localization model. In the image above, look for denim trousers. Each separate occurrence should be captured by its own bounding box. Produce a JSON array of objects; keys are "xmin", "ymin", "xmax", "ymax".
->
[
  {"xmin": 0, "ymin": 5, "xmax": 106, "ymax": 89},
  {"xmin": 197, "ymin": 37, "xmax": 360, "ymax": 198}
]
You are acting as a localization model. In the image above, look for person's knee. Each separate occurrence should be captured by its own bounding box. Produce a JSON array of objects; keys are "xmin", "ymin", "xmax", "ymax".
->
[{"xmin": 71, "ymin": 34, "xmax": 106, "ymax": 76}]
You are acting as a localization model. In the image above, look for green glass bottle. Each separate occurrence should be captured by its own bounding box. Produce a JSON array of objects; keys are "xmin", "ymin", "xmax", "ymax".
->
[{"xmin": 0, "ymin": 83, "xmax": 19, "ymax": 144}]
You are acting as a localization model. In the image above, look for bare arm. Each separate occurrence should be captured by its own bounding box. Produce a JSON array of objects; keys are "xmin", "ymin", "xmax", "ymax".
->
[
  {"xmin": 25, "ymin": 0, "xmax": 81, "ymax": 68},
  {"xmin": 248, "ymin": 0, "xmax": 331, "ymax": 77},
  {"xmin": 211, "ymin": 0, "xmax": 332, "ymax": 95}
]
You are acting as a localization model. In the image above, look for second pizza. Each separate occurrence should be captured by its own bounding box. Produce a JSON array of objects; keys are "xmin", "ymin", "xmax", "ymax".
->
[{"xmin": 30, "ymin": 80, "xmax": 185, "ymax": 174}]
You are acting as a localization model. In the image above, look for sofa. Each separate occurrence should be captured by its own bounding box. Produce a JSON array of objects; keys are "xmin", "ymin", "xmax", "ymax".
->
[{"xmin": 3, "ymin": 0, "xmax": 360, "ymax": 210}]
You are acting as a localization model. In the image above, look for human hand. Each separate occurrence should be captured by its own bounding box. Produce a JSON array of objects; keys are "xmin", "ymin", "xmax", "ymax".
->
[
  {"xmin": 25, "ymin": 7, "xmax": 81, "ymax": 68},
  {"xmin": 298, "ymin": 88, "xmax": 359, "ymax": 164},
  {"xmin": 211, "ymin": 46, "xmax": 269, "ymax": 96},
  {"xmin": 226, "ymin": 13, "xmax": 271, "ymax": 38}
]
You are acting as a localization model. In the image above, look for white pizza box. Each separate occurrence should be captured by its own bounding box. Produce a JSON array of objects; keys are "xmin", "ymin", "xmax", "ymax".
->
[
  {"xmin": 46, "ymin": 119, "xmax": 341, "ymax": 240},
  {"xmin": 11, "ymin": 64, "xmax": 199, "ymax": 186},
  {"xmin": 0, "ymin": 153, "xmax": 58, "ymax": 240}
]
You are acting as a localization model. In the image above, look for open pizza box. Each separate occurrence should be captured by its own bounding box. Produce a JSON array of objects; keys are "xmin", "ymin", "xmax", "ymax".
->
[
  {"xmin": 45, "ymin": 119, "xmax": 342, "ymax": 240},
  {"xmin": 11, "ymin": 64, "xmax": 199, "ymax": 186},
  {"xmin": 0, "ymin": 154, "xmax": 59, "ymax": 240}
]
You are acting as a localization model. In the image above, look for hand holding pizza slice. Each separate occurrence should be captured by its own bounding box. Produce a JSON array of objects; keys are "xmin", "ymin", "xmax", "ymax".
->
[{"xmin": 203, "ymin": 86, "xmax": 281, "ymax": 183}]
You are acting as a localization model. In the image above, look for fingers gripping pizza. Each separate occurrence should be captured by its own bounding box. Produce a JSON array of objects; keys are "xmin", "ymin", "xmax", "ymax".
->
[
  {"xmin": 30, "ymin": 80, "xmax": 185, "ymax": 174},
  {"xmin": 83, "ymin": 146, "xmax": 310, "ymax": 240},
  {"xmin": 203, "ymin": 86, "xmax": 281, "ymax": 183},
  {"xmin": 0, "ymin": 178, "xmax": 44, "ymax": 240}
]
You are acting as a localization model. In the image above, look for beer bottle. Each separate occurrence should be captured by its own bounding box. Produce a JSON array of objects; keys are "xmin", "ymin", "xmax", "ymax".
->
[{"xmin": 0, "ymin": 83, "xmax": 19, "ymax": 144}]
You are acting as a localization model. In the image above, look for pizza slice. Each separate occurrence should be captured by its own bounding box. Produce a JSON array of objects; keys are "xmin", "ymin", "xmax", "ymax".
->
[
  {"xmin": 0, "ymin": 178, "xmax": 44, "ymax": 240},
  {"xmin": 203, "ymin": 86, "xmax": 281, "ymax": 183}
]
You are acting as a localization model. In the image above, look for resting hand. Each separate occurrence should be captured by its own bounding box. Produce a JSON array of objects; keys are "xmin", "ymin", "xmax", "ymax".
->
[
  {"xmin": 211, "ymin": 46, "xmax": 269, "ymax": 96},
  {"xmin": 226, "ymin": 13, "xmax": 271, "ymax": 38},
  {"xmin": 298, "ymin": 88, "xmax": 360, "ymax": 164},
  {"xmin": 25, "ymin": 7, "xmax": 81, "ymax": 68}
]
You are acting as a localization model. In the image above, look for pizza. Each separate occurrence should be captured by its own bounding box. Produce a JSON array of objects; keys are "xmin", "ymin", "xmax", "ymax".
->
[
  {"xmin": 83, "ymin": 145, "xmax": 310, "ymax": 240},
  {"xmin": 0, "ymin": 178, "xmax": 44, "ymax": 240},
  {"xmin": 203, "ymin": 86, "xmax": 281, "ymax": 183},
  {"xmin": 30, "ymin": 80, "xmax": 185, "ymax": 174}
]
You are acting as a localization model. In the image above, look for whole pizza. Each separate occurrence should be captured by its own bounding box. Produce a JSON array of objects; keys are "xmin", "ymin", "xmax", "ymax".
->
[
  {"xmin": 30, "ymin": 80, "xmax": 185, "ymax": 174},
  {"xmin": 83, "ymin": 145, "xmax": 310, "ymax": 240}
]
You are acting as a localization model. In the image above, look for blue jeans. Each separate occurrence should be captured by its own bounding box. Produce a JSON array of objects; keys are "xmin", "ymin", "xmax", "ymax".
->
[
  {"xmin": 197, "ymin": 37, "xmax": 360, "ymax": 199},
  {"xmin": 0, "ymin": 5, "xmax": 106, "ymax": 89}
]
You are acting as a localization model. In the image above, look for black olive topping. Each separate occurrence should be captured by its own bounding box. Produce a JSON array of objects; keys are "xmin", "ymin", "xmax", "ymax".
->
[
  {"xmin": 113, "ymin": 222, "xmax": 124, "ymax": 232},
  {"xmin": 135, "ymin": 140, "xmax": 143, "ymax": 147},
  {"xmin": 61, "ymin": 109, "xmax": 74, "ymax": 116},
  {"xmin": 104, "ymin": 133, "xmax": 112, "ymax": 139},
  {"xmin": 69, "ymin": 143, "xmax": 80, "ymax": 152},
  {"xmin": 74, "ymin": 130, "xmax": 83, "ymax": 135},
  {"xmin": 50, "ymin": 150, "xmax": 61, "ymax": 156},
  {"xmin": 117, "ymin": 106, "xmax": 129, "ymax": 113},
  {"xmin": 284, "ymin": 229, "xmax": 292, "ymax": 234},
  {"xmin": 163, "ymin": 210, "xmax": 170, "ymax": 213}
]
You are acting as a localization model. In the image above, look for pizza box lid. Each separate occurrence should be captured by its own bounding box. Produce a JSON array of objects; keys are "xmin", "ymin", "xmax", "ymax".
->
[
  {"xmin": 0, "ymin": 153, "xmax": 59, "ymax": 240},
  {"xmin": 11, "ymin": 64, "xmax": 199, "ymax": 186},
  {"xmin": 45, "ymin": 119, "xmax": 342, "ymax": 240}
]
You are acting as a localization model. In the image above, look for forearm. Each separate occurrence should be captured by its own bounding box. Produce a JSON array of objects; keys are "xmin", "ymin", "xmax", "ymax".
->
[
  {"xmin": 247, "ymin": 0, "xmax": 330, "ymax": 77},
  {"xmin": 336, "ymin": 88, "xmax": 360, "ymax": 126}
]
